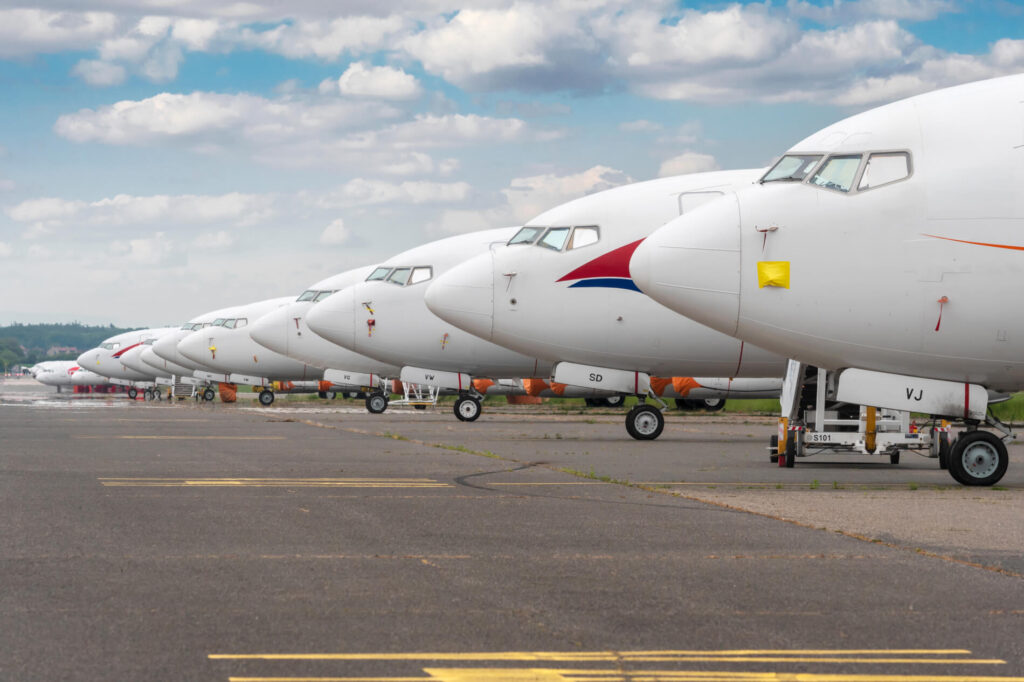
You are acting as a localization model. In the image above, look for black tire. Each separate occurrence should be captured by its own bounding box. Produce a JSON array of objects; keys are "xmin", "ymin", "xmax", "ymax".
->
[
  {"xmin": 769, "ymin": 434, "xmax": 779, "ymax": 463},
  {"xmin": 203, "ymin": 388, "xmax": 216, "ymax": 402},
  {"xmin": 414, "ymin": 404, "xmax": 427, "ymax": 410},
  {"xmin": 625, "ymin": 404, "xmax": 664, "ymax": 440},
  {"xmin": 701, "ymin": 398, "xmax": 726, "ymax": 412},
  {"xmin": 326, "ymin": 391, "xmax": 337, "ymax": 400},
  {"xmin": 454, "ymin": 396, "xmax": 481, "ymax": 422},
  {"xmin": 365, "ymin": 393, "xmax": 388, "ymax": 414},
  {"xmin": 258, "ymin": 389, "xmax": 274, "ymax": 406},
  {"xmin": 144, "ymin": 389, "xmax": 154, "ymax": 401},
  {"xmin": 890, "ymin": 451, "xmax": 900, "ymax": 465},
  {"xmin": 317, "ymin": 390, "xmax": 327, "ymax": 399},
  {"xmin": 584, "ymin": 398, "xmax": 601, "ymax": 408},
  {"xmin": 603, "ymin": 395, "xmax": 625, "ymax": 408},
  {"xmin": 936, "ymin": 430, "xmax": 950, "ymax": 470},
  {"xmin": 948, "ymin": 431, "xmax": 1008, "ymax": 486},
  {"xmin": 674, "ymin": 398, "xmax": 692, "ymax": 411},
  {"xmin": 127, "ymin": 387, "xmax": 138, "ymax": 399},
  {"xmin": 784, "ymin": 435, "xmax": 796, "ymax": 468}
]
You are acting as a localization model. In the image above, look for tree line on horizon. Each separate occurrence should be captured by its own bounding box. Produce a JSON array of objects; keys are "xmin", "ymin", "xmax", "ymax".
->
[{"xmin": 0, "ymin": 322, "xmax": 139, "ymax": 371}]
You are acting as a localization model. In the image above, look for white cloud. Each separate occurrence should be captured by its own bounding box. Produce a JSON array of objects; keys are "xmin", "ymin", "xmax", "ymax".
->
[
  {"xmin": 7, "ymin": 191, "xmax": 274, "ymax": 228},
  {"xmin": 239, "ymin": 15, "xmax": 410, "ymax": 60},
  {"xmin": 658, "ymin": 152, "xmax": 719, "ymax": 177},
  {"xmin": 619, "ymin": 119, "xmax": 662, "ymax": 132},
  {"xmin": 71, "ymin": 59, "xmax": 127, "ymax": 86},
  {"xmin": 435, "ymin": 165, "xmax": 632, "ymax": 234},
  {"xmin": 319, "ymin": 179, "xmax": 472, "ymax": 208},
  {"xmin": 335, "ymin": 62, "xmax": 423, "ymax": 100},
  {"xmin": 192, "ymin": 230, "xmax": 235, "ymax": 249},
  {"xmin": 0, "ymin": 9, "xmax": 118, "ymax": 58},
  {"xmin": 0, "ymin": 242, "xmax": 12, "ymax": 258},
  {"xmin": 787, "ymin": 0, "xmax": 956, "ymax": 24},
  {"xmin": 111, "ymin": 231, "xmax": 177, "ymax": 266},
  {"xmin": 319, "ymin": 218, "xmax": 350, "ymax": 245}
]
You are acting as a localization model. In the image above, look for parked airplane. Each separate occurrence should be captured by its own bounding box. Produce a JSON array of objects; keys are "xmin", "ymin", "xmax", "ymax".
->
[
  {"xmin": 631, "ymin": 73, "xmax": 1024, "ymax": 484},
  {"xmin": 177, "ymin": 297, "xmax": 324, "ymax": 405},
  {"xmin": 32, "ymin": 360, "xmax": 80, "ymax": 391},
  {"xmin": 248, "ymin": 267, "xmax": 401, "ymax": 400},
  {"xmin": 77, "ymin": 328, "xmax": 176, "ymax": 398},
  {"xmin": 148, "ymin": 306, "xmax": 243, "ymax": 383},
  {"xmin": 306, "ymin": 228, "xmax": 569, "ymax": 421},
  {"xmin": 425, "ymin": 170, "xmax": 786, "ymax": 438}
]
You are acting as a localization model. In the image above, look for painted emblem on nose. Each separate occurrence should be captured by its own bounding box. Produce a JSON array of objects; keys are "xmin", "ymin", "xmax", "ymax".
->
[
  {"xmin": 557, "ymin": 239, "xmax": 644, "ymax": 292},
  {"xmin": 441, "ymin": 333, "xmax": 450, "ymax": 350}
]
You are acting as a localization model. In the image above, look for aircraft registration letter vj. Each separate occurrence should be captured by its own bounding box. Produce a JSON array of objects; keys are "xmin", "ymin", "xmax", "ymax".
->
[{"xmin": 756, "ymin": 261, "xmax": 790, "ymax": 289}]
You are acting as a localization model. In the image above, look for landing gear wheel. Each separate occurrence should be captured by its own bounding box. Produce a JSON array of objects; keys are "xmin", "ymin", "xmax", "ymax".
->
[
  {"xmin": 326, "ymin": 391, "xmax": 337, "ymax": 400},
  {"xmin": 365, "ymin": 393, "xmax": 388, "ymax": 414},
  {"xmin": 783, "ymin": 436, "xmax": 796, "ymax": 468},
  {"xmin": 144, "ymin": 389, "xmax": 154, "ymax": 401},
  {"xmin": 584, "ymin": 398, "xmax": 601, "ymax": 408},
  {"xmin": 935, "ymin": 429, "xmax": 951, "ymax": 470},
  {"xmin": 454, "ymin": 396, "xmax": 481, "ymax": 422},
  {"xmin": 258, "ymin": 389, "xmax": 274, "ymax": 406},
  {"xmin": 674, "ymin": 398, "xmax": 693, "ymax": 411},
  {"xmin": 603, "ymin": 395, "xmax": 625, "ymax": 408},
  {"xmin": 769, "ymin": 435, "xmax": 779, "ymax": 463},
  {"xmin": 948, "ymin": 431, "xmax": 1008, "ymax": 486},
  {"xmin": 414, "ymin": 404, "xmax": 427, "ymax": 410},
  {"xmin": 318, "ymin": 390, "xmax": 328, "ymax": 399},
  {"xmin": 625, "ymin": 404, "xmax": 664, "ymax": 441},
  {"xmin": 203, "ymin": 387, "xmax": 216, "ymax": 402},
  {"xmin": 889, "ymin": 451, "xmax": 900, "ymax": 465},
  {"xmin": 701, "ymin": 398, "xmax": 726, "ymax": 412},
  {"xmin": 127, "ymin": 387, "xmax": 138, "ymax": 400}
]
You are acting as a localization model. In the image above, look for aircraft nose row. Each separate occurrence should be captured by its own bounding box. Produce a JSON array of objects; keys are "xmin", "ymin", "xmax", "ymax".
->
[
  {"xmin": 306, "ymin": 286, "xmax": 356, "ymax": 349},
  {"xmin": 629, "ymin": 194, "xmax": 743, "ymax": 336},
  {"xmin": 249, "ymin": 305, "xmax": 290, "ymax": 356},
  {"xmin": 424, "ymin": 252, "xmax": 495, "ymax": 341}
]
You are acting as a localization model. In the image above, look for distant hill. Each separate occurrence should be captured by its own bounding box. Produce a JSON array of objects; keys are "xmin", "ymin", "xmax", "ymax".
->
[{"xmin": 0, "ymin": 322, "xmax": 139, "ymax": 368}]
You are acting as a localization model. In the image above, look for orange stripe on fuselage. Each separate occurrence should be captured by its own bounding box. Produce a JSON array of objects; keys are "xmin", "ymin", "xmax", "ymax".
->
[{"xmin": 924, "ymin": 233, "xmax": 1024, "ymax": 251}]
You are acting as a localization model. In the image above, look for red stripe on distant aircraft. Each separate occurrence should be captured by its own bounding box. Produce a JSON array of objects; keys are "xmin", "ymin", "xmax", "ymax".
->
[
  {"xmin": 111, "ymin": 342, "xmax": 142, "ymax": 359},
  {"xmin": 924, "ymin": 234, "xmax": 1024, "ymax": 251},
  {"xmin": 556, "ymin": 239, "xmax": 645, "ymax": 282}
]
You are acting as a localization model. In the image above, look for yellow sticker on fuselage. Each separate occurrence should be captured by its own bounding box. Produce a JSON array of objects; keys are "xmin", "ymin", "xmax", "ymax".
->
[{"xmin": 757, "ymin": 260, "xmax": 790, "ymax": 288}]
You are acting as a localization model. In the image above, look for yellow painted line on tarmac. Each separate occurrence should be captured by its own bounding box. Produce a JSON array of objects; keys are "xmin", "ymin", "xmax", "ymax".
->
[
  {"xmin": 211, "ymin": 649, "xmax": 989, "ymax": 662},
  {"xmin": 75, "ymin": 435, "xmax": 285, "ymax": 440},
  {"xmin": 101, "ymin": 477, "xmax": 450, "ymax": 488},
  {"xmin": 225, "ymin": 672, "xmax": 1024, "ymax": 682}
]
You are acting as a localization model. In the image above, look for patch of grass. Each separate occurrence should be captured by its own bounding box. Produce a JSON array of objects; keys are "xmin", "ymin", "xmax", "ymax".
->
[
  {"xmin": 810, "ymin": 479, "xmax": 819, "ymax": 489},
  {"xmin": 908, "ymin": 482, "xmax": 919, "ymax": 491},
  {"xmin": 831, "ymin": 481, "xmax": 843, "ymax": 490}
]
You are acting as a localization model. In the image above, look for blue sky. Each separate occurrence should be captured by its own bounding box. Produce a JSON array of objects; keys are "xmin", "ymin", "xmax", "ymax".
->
[{"xmin": 0, "ymin": 0, "xmax": 1022, "ymax": 326}]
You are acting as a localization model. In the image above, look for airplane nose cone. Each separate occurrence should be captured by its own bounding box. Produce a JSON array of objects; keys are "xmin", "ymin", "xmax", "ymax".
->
[
  {"xmin": 152, "ymin": 333, "xmax": 179, "ymax": 363},
  {"xmin": 249, "ymin": 306, "xmax": 290, "ymax": 355},
  {"xmin": 630, "ymin": 194, "xmax": 742, "ymax": 336},
  {"xmin": 178, "ymin": 332, "xmax": 212, "ymax": 366},
  {"xmin": 424, "ymin": 253, "xmax": 494, "ymax": 340},
  {"xmin": 306, "ymin": 287, "xmax": 356, "ymax": 350}
]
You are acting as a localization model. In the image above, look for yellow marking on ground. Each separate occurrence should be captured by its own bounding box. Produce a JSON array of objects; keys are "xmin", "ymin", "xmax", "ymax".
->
[
  {"xmin": 226, "ymin": 672, "xmax": 1024, "ymax": 682},
  {"xmin": 100, "ymin": 477, "xmax": 450, "ymax": 488},
  {"xmin": 75, "ymin": 435, "xmax": 285, "ymax": 440},
  {"xmin": 211, "ymin": 649, "xmax": 984, "ymax": 662}
]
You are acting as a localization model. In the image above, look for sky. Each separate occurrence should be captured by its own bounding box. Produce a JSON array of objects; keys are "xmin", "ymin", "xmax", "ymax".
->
[{"xmin": 0, "ymin": 0, "xmax": 1022, "ymax": 326}]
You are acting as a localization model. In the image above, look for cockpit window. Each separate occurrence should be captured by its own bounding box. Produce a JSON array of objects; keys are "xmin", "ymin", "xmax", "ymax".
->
[
  {"xmin": 567, "ymin": 226, "xmax": 599, "ymax": 250},
  {"xmin": 508, "ymin": 226, "xmax": 543, "ymax": 245},
  {"xmin": 387, "ymin": 267, "xmax": 412, "ymax": 285},
  {"xmin": 223, "ymin": 319, "xmax": 237, "ymax": 329},
  {"xmin": 144, "ymin": 338, "xmax": 156, "ymax": 345},
  {"xmin": 180, "ymin": 323, "xmax": 194, "ymax": 330},
  {"xmin": 858, "ymin": 152, "xmax": 910, "ymax": 191},
  {"xmin": 100, "ymin": 342, "xmax": 121, "ymax": 350},
  {"xmin": 313, "ymin": 290, "xmax": 335, "ymax": 303},
  {"xmin": 212, "ymin": 318, "xmax": 226, "ymax": 327},
  {"xmin": 296, "ymin": 290, "xmax": 318, "ymax": 302},
  {"xmin": 234, "ymin": 318, "xmax": 248, "ymax": 329},
  {"xmin": 366, "ymin": 267, "xmax": 392, "ymax": 281},
  {"xmin": 409, "ymin": 266, "xmax": 433, "ymax": 285},
  {"xmin": 762, "ymin": 154, "xmax": 823, "ymax": 183},
  {"xmin": 538, "ymin": 227, "xmax": 571, "ymax": 251},
  {"xmin": 809, "ymin": 155, "xmax": 862, "ymax": 193}
]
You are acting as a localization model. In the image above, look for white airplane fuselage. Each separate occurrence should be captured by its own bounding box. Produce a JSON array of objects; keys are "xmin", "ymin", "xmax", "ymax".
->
[
  {"xmin": 248, "ymin": 267, "xmax": 401, "ymax": 379},
  {"xmin": 150, "ymin": 306, "xmax": 243, "ymax": 375},
  {"xmin": 632, "ymin": 74, "xmax": 1024, "ymax": 393},
  {"xmin": 77, "ymin": 328, "xmax": 176, "ymax": 383},
  {"xmin": 425, "ymin": 170, "xmax": 787, "ymax": 380},
  {"xmin": 177, "ymin": 297, "xmax": 323, "ymax": 381},
  {"xmin": 306, "ymin": 228, "xmax": 552, "ymax": 379}
]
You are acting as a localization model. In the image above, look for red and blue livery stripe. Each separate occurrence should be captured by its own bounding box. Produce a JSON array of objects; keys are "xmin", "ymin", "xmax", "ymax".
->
[{"xmin": 556, "ymin": 239, "xmax": 644, "ymax": 292}]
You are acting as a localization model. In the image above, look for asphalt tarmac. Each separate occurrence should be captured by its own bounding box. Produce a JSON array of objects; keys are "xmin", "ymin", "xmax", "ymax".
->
[{"xmin": 2, "ymin": 380, "xmax": 1023, "ymax": 681}]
